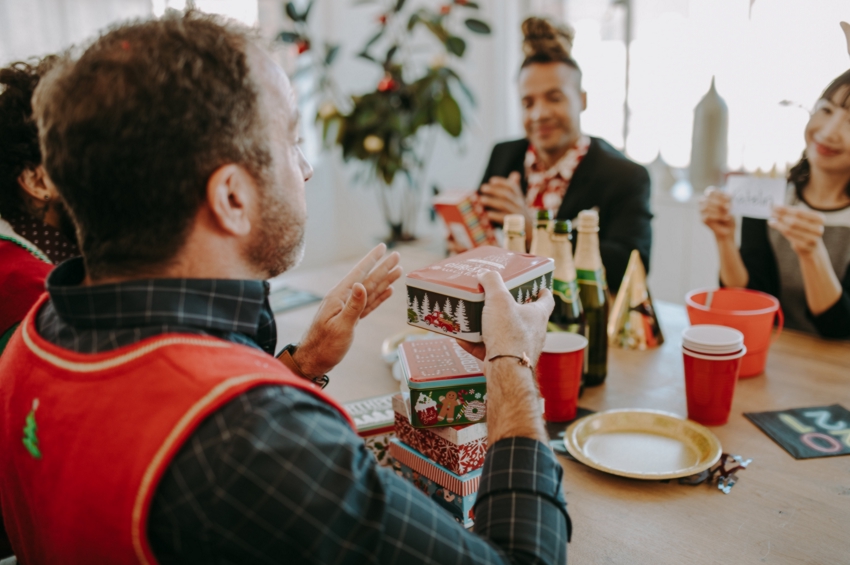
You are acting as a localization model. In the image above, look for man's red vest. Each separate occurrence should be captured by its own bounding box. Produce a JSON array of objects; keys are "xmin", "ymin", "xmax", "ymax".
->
[{"xmin": 0, "ymin": 294, "xmax": 354, "ymax": 564}]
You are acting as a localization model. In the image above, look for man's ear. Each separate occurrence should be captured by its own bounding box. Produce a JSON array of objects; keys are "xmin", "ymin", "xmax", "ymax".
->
[
  {"xmin": 581, "ymin": 91, "xmax": 587, "ymax": 112},
  {"xmin": 17, "ymin": 165, "xmax": 54, "ymax": 201},
  {"xmin": 205, "ymin": 164, "xmax": 254, "ymax": 237}
]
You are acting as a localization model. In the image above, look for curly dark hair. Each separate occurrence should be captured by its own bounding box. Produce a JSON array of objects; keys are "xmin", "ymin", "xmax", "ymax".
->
[
  {"xmin": 0, "ymin": 56, "xmax": 57, "ymax": 219},
  {"xmin": 33, "ymin": 11, "xmax": 271, "ymax": 279},
  {"xmin": 787, "ymin": 68, "xmax": 850, "ymax": 201},
  {"xmin": 520, "ymin": 17, "xmax": 581, "ymax": 78}
]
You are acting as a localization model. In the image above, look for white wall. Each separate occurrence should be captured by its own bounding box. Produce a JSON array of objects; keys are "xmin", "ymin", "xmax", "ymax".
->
[
  {"xmin": 0, "ymin": 0, "xmax": 151, "ymax": 65},
  {"xmin": 648, "ymin": 190, "xmax": 720, "ymax": 305}
]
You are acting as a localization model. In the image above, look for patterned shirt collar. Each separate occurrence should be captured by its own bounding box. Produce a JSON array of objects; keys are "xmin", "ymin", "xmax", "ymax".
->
[
  {"xmin": 44, "ymin": 257, "xmax": 276, "ymax": 353},
  {"xmin": 524, "ymin": 136, "xmax": 591, "ymax": 211},
  {"xmin": 5, "ymin": 213, "xmax": 79, "ymax": 264}
]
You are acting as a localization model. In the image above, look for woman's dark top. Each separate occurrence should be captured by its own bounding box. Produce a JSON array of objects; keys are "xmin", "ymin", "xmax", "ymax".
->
[
  {"xmin": 740, "ymin": 191, "xmax": 850, "ymax": 339},
  {"xmin": 481, "ymin": 137, "xmax": 652, "ymax": 292}
]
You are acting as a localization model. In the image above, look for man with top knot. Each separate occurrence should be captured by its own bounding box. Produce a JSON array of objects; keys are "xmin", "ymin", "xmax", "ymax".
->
[{"xmin": 473, "ymin": 17, "xmax": 652, "ymax": 293}]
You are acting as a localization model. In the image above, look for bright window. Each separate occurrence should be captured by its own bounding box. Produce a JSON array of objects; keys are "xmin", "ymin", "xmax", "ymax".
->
[{"xmin": 566, "ymin": 0, "xmax": 849, "ymax": 171}]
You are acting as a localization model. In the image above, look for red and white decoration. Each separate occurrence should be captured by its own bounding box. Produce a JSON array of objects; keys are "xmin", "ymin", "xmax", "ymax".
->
[{"xmin": 393, "ymin": 394, "xmax": 487, "ymax": 475}]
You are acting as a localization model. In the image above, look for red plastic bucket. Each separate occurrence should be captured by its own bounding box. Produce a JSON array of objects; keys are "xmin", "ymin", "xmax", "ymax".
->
[{"xmin": 685, "ymin": 288, "xmax": 783, "ymax": 378}]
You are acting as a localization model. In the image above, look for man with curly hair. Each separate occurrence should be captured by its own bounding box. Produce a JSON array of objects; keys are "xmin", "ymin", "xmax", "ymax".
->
[
  {"xmin": 0, "ymin": 11, "xmax": 569, "ymax": 565},
  {"xmin": 0, "ymin": 56, "xmax": 79, "ymax": 353}
]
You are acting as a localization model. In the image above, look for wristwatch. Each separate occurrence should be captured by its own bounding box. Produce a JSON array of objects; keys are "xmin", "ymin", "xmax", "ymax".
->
[{"xmin": 277, "ymin": 344, "xmax": 330, "ymax": 389}]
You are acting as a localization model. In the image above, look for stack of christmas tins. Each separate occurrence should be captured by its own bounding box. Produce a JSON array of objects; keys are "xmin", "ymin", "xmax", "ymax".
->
[
  {"xmin": 390, "ymin": 337, "xmax": 489, "ymax": 528},
  {"xmin": 390, "ymin": 439, "xmax": 481, "ymax": 528},
  {"xmin": 392, "ymin": 394, "xmax": 487, "ymax": 475},
  {"xmin": 405, "ymin": 246, "xmax": 555, "ymax": 342},
  {"xmin": 343, "ymin": 394, "xmax": 395, "ymax": 467}
]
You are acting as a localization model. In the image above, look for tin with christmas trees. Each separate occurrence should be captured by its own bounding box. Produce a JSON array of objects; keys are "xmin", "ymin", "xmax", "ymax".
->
[{"xmin": 405, "ymin": 246, "xmax": 554, "ymax": 343}]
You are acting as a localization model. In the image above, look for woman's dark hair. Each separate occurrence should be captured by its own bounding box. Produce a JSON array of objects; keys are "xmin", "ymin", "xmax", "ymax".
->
[
  {"xmin": 787, "ymin": 68, "xmax": 850, "ymax": 200},
  {"xmin": 520, "ymin": 17, "xmax": 581, "ymax": 78},
  {"xmin": 0, "ymin": 56, "xmax": 57, "ymax": 219}
]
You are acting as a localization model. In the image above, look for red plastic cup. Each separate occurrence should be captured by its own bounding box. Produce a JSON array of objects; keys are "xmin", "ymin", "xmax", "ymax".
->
[
  {"xmin": 681, "ymin": 325, "xmax": 746, "ymax": 426},
  {"xmin": 536, "ymin": 333, "xmax": 588, "ymax": 422}
]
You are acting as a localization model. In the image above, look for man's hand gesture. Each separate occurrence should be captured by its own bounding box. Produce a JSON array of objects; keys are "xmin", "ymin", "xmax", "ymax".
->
[{"xmin": 293, "ymin": 244, "xmax": 402, "ymax": 377}]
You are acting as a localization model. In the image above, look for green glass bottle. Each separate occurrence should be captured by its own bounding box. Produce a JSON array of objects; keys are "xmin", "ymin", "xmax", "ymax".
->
[
  {"xmin": 573, "ymin": 210, "xmax": 609, "ymax": 386},
  {"xmin": 549, "ymin": 220, "xmax": 586, "ymax": 336}
]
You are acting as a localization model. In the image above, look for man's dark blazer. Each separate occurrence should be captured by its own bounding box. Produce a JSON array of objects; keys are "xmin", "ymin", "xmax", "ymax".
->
[{"xmin": 480, "ymin": 136, "xmax": 652, "ymax": 292}]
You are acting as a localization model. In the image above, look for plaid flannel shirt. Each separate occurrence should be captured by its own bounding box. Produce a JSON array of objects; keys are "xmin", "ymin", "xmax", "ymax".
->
[{"xmin": 34, "ymin": 258, "xmax": 571, "ymax": 564}]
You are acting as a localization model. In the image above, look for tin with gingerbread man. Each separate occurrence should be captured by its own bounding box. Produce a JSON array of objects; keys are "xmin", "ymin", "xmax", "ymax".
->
[{"xmin": 399, "ymin": 338, "xmax": 488, "ymax": 429}]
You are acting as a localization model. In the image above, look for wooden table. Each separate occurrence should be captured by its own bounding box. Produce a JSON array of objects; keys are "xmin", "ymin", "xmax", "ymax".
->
[{"xmin": 273, "ymin": 244, "xmax": 850, "ymax": 565}]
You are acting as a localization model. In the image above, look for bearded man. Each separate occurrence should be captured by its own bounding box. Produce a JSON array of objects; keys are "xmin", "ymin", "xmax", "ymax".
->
[{"xmin": 0, "ymin": 12, "xmax": 570, "ymax": 565}]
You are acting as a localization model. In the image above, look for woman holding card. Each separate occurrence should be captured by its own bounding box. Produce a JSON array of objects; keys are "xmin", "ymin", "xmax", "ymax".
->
[{"xmin": 701, "ymin": 70, "xmax": 850, "ymax": 339}]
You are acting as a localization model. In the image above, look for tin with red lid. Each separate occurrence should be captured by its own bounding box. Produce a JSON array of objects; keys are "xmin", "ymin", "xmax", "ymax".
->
[{"xmin": 405, "ymin": 246, "xmax": 554, "ymax": 342}]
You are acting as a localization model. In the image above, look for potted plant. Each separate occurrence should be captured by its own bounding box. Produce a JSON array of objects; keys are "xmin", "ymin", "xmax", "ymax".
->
[{"xmin": 278, "ymin": 0, "xmax": 491, "ymax": 242}]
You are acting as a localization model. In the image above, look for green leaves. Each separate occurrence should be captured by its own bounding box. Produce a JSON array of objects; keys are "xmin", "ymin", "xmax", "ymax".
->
[
  {"xmin": 325, "ymin": 44, "xmax": 340, "ymax": 65},
  {"xmin": 303, "ymin": 0, "xmax": 314, "ymax": 20},
  {"xmin": 445, "ymin": 36, "xmax": 466, "ymax": 57},
  {"xmin": 464, "ymin": 18, "xmax": 491, "ymax": 34},
  {"xmin": 284, "ymin": 2, "xmax": 301, "ymax": 21},
  {"xmin": 407, "ymin": 12, "xmax": 420, "ymax": 31},
  {"xmin": 364, "ymin": 29, "xmax": 384, "ymax": 50},
  {"xmin": 384, "ymin": 45, "xmax": 399, "ymax": 66},
  {"xmin": 436, "ymin": 92, "xmax": 462, "ymax": 137},
  {"xmin": 422, "ymin": 18, "xmax": 449, "ymax": 42},
  {"xmin": 277, "ymin": 31, "xmax": 301, "ymax": 43},
  {"xmin": 289, "ymin": 0, "xmax": 489, "ymax": 186},
  {"xmin": 444, "ymin": 67, "xmax": 475, "ymax": 105},
  {"xmin": 284, "ymin": 0, "xmax": 314, "ymax": 21}
]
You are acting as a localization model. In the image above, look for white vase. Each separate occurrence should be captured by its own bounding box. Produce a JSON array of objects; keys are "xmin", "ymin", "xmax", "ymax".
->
[{"xmin": 689, "ymin": 77, "xmax": 728, "ymax": 193}]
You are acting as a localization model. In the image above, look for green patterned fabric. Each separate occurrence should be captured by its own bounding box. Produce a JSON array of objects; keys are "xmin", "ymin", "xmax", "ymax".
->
[
  {"xmin": 0, "ymin": 323, "xmax": 19, "ymax": 356},
  {"xmin": 0, "ymin": 235, "xmax": 50, "ymax": 264}
]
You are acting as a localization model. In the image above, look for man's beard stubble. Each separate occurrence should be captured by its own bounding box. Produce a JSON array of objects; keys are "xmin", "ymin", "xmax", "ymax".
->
[{"xmin": 247, "ymin": 181, "xmax": 306, "ymax": 279}]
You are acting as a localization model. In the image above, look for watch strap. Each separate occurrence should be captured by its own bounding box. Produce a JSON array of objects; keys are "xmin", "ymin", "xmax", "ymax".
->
[{"xmin": 277, "ymin": 345, "xmax": 330, "ymax": 389}]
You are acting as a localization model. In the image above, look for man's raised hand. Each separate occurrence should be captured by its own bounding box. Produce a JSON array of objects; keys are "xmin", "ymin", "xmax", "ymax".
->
[{"xmin": 293, "ymin": 244, "xmax": 402, "ymax": 377}]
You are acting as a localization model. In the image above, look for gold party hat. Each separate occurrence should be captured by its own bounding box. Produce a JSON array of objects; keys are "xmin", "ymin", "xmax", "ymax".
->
[{"xmin": 608, "ymin": 250, "xmax": 664, "ymax": 350}]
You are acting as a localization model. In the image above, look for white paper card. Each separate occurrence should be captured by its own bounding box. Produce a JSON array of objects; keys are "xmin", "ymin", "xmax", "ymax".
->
[{"xmin": 728, "ymin": 176, "xmax": 786, "ymax": 219}]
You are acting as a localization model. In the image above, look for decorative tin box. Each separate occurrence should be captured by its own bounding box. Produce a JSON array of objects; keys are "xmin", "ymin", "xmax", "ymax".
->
[
  {"xmin": 392, "ymin": 393, "xmax": 487, "ymax": 475},
  {"xmin": 399, "ymin": 337, "xmax": 487, "ymax": 429},
  {"xmin": 405, "ymin": 246, "xmax": 554, "ymax": 342},
  {"xmin": 433, "ymin": 191, "xmax": 497, "ymax": 250},
  {"xmin": 389, "ymin": 439, "xmax": 480, "ymax": 528},
  {"xmin": 343, "ymin": 394, "xmax": 395, "ymax": 467}
]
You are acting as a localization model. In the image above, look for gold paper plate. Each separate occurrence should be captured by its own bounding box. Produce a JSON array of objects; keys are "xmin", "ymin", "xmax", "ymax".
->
[{"xmin": 564, "ymin": 409, "xmax": 722, "ymax": 480}]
